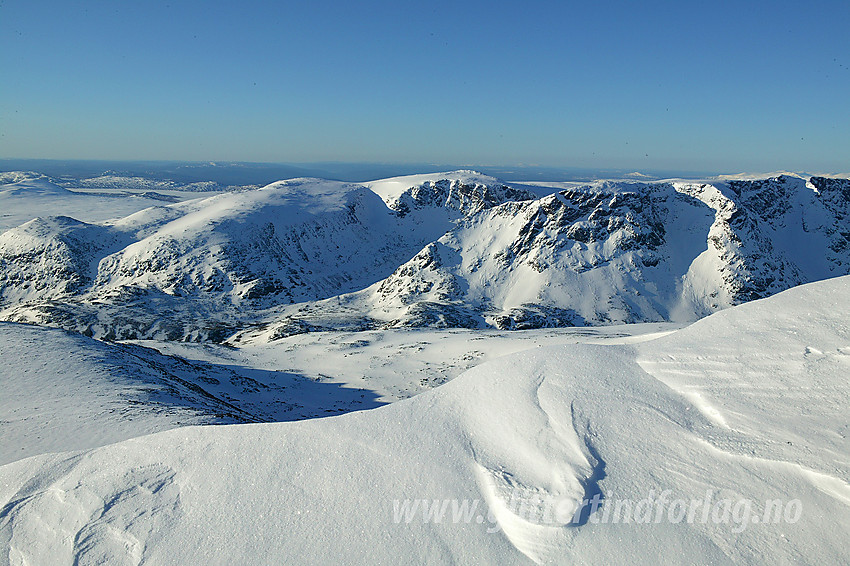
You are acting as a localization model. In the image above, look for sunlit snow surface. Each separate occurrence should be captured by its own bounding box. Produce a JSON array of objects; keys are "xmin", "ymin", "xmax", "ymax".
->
[{"xmin": 2, "ymin": 277, "xmax": 849, "ymax": 564}]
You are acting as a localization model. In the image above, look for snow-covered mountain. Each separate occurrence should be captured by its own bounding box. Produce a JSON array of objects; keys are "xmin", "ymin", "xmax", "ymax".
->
[
  {"xmin": 365, "ymin": 170, "xmax": 540, "ymax": 216},
  {"xmin": 0, "ymin": 172, "xmax": 535, "ymax": 340},
  {"xmin": 0, "ymin": 172, "xmax": 208, "ymax": 232},
  {"xmin": 63, "ymin": 173, "xmax": 247, "ymax": 192},
  {"xmin": 247, "ymin": 174, "xmax": 850, "ymax": 338},
  {"xmin": 0, "ymin": 172, "xmax": 76, "ymax": 196},
  {"xmin": 1, "ymin": 171, "xmax": 848, "ymax": 341},
  {"xmin": 2, "ymin": 274, "xmax": 848, "ymax": 564}
]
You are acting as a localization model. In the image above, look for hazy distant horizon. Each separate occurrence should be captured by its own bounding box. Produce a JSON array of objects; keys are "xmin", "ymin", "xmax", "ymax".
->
[{"xmin": 5, "ymin": 157, "xmax": 843, "ymax": 186}]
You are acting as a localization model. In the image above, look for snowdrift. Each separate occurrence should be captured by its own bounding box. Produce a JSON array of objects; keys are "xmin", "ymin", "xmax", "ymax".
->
[
  {"xmin": 0, "ymin": 321, "xmax": 386, "ymax": 467},
  {"xmin": 2, "ymin": 276, "xmax": 848, "ymax": 564}
]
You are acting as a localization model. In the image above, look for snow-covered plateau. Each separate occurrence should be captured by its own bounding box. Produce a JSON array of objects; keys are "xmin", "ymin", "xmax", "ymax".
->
[{"xmin": 0, "ymin": 169, "xmax": 849, "ymax": 564}]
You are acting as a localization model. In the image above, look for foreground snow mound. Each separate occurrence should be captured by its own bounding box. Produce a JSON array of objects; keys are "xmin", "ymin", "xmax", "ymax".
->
[
  {"xmin": 0, "ymin": 322, "xmax": 247, "ymax": 466},
  {"xmin": 2, "ymin": 277, "xmax": 848, "ymax": 564}
]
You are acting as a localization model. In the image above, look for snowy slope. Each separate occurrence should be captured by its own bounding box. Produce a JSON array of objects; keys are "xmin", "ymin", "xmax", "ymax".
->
[
  {"xmin": 0, "ymin": 321, "xmax": 672, "ymax": 466},
  {"xmin": 2, "ymin": 276, "xmax": 848, "ymax": 564},
  {"xmin": 0, "ymin": 173, "xmax": 75, "ymax": 196},
  {"xmin": 0, "ymin": 322, "xmax": 248, "ymax": 466},
  {"xmin": 0, "ymin": 322, "xmax": 385, "ymax": 466},
  {"xmin": 144, "ymin": 323, "xmax": 677, "ymax": 403}
]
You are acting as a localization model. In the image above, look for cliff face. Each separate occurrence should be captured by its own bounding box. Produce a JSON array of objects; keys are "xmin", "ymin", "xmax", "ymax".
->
[{"xmin": 334, "ymin": 175, "xmax": 850, "ymax": 332}]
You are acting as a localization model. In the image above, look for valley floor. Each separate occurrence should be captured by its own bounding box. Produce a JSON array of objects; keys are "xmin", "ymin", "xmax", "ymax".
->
[
  {"xmin": 134, "ymin": 323, "xmax": 679, "ymax": 403},
  {"xmin": 0, "ymin": 322, "xmax": 676, "ymax": 467}
]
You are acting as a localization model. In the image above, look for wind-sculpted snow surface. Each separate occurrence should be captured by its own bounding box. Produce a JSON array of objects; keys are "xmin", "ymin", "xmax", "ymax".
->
[
  {"xmin": 1, "ymin": 172, "xmax": 850, "ymax": 340},
  {"xmin": 2, "ymin": 276, "xmax": 849, "ymax": 564}
]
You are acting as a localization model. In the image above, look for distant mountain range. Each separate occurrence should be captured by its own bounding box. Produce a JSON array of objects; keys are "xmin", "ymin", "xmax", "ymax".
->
[
  {"xmin": 1, "ymin": 170, "xmax": 848, "ymax": 342},
  {"xmin": 0, "ymin": 158, "xmax": 730, "ymax": 184}
]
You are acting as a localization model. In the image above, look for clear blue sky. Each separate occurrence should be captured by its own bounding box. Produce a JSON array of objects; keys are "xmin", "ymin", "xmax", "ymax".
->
[{"xmin": 1, "ymin": 0, "xmax": 848, "ymax": 173}]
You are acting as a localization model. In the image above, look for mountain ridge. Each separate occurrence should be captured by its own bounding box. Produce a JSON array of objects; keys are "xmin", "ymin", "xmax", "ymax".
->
[{"xmin": 1, "ymin": 171, "xmax": 848, "ymax": 342}]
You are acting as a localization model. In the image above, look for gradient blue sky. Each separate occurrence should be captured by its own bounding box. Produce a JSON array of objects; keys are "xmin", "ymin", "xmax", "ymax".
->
[{"xmin": 1, "ymin": 0, "xmax": 848, "ymax": 173}]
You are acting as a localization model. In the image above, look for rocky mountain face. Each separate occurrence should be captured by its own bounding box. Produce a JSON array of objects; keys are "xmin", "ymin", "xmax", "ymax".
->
[
  {"xmin": 246, "ymin": 175, "xmax": 850, "ymax": 340},
  {"xmin": 380, "ymin": 175, "xmax": 538, "ymax": 218},
  {"xmin": 1, "ymin": 172, "xmax": 848, "ymax": 341}
]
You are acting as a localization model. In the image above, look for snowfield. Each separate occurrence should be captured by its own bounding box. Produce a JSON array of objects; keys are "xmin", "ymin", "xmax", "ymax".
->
[
  {"xmin": 0, "ymin": 320, "xmax": 674, "ymax": 466},
  {"xmin": 0, "ymin": 172, "xmax": 223, "ymax": 233},
  {"xmin": 0, "ymin": 321, "xmax": 395, "ymax": 467},
  {"xmin": 1, "ymin": 275, "xmax": 849, "ymax": 564},
  {"xmin": 137, "ymin": 323, "xmax": 678, "ymax": 404}
]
